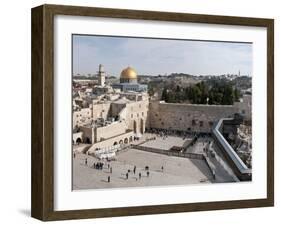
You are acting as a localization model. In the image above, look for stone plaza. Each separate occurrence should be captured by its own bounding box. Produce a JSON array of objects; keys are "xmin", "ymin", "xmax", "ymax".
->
[{"xmin": 73, "ymin": 135, "xmax": 237, "ymax": 190}]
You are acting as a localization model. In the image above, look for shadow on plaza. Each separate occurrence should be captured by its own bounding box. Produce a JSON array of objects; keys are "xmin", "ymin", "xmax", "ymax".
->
[{"xmin": 189, "ymin": 159, "xmax": 214, "ymax": 182}]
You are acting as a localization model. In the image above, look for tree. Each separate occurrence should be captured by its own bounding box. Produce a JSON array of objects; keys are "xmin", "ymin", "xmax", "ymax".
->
[
  {"xmin": 161, "ymin": 88, "xmax": 168, "ymax": 102},
  {"xmin": 222, "ymin": 85, "xmax": 234, "ymax": 105},
  {"xmin": 160, "ymin": 80, "xmax": 237, "ymax": 105},
  {"xmin": 234, "ymin": 88, "xmax": 241, "ymax": 102},
  {"xmin": 190, "ymin": 85, "xmax": 202, "ymax": 104}
]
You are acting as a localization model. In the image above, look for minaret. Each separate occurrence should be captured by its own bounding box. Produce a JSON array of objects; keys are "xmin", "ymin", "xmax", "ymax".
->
[{"xmin": 98, "ymin": 64, "xmax": 105, "ymax": 87}]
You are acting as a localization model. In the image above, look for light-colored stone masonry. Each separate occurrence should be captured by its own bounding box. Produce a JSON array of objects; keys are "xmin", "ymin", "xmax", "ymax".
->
[
  {"xmin": 87, "ymin": 131, "xmax": 134, "ymax": 153},
  {"xmin": 73, "ymin": 108, "xmax": 92, "ymax": 128},
  {"xmin": 148, "ymin": 101, "xmax": 239, "ymax": 133}
]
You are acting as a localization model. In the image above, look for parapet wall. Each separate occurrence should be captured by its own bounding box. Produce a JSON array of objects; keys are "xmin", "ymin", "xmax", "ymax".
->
[
  {"xmin": 96, "ymin": 121, "xmax": 128, "ymax": 142},
  {"xmin": 87, "ymin": 131, "xmax": 134, "ymax": 153},
  {"xmin": 212, "ymin": 118, "xmax": 252, "ymax": 181}
]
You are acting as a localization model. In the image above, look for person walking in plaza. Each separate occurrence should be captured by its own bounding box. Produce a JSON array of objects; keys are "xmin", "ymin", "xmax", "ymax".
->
[
  {"xmin": 147, "ymin": 171, "xmax": 150, "ymax": 177},
  {"xmin": 108, "ymin": 176, "xmax": 110, "ymax": 183},
  {"xmin": 126, "ymin": 172, "xmax": 129, "ymax": 180},
  {"xmin": 139, "ymin": 172, "xmax": 141, "ymax": 180},
  {"xmin": 133, "ymin": 166, "xmax": 136, "ymax": 174},
  {"xmin": 110, "ymin": 167, "xmax": 112, "ymax": 174},
  {"xmin": 161, "ymin": 166, "xmax": 164, "ymax": 172},
  {"xmin": 85, "ymin": 158, "xmax": 87, "ymax": 166}
]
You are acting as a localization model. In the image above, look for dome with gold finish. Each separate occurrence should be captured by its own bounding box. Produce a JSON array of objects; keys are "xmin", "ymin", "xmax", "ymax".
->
[
  {"xmin": 120, "ymin": 66, "xmax": 138, "ymax": 83},
  {"xmin": 112, "ymin": 66, "xmax": 147, "ymax": 92}
]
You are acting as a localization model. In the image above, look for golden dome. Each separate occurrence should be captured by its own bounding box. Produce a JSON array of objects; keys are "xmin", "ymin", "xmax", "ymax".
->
[{"xmin": 120, "ymin": 67, "xmax": 137, "ymax": 79}]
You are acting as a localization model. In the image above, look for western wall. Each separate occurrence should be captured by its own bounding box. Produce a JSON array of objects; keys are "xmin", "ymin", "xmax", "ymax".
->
[{"xmin": 148, "ymin": 101, "xmax": 240, "ymax": 133}]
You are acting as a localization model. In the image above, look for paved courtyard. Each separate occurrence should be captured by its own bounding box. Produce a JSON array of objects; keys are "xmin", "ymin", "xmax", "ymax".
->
[
  {"xmin": 140, "ymin": 135, "xmax": 191, "ymax": 150},
  {"xmin": 73, "ymin": 146, "xmax": 236, "ymax": 190}
]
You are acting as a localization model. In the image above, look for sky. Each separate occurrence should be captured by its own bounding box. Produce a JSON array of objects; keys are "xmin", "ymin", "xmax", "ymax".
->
[{"xmin": 72, "ymin": 35, "xmax": 252, "ymax": 77}]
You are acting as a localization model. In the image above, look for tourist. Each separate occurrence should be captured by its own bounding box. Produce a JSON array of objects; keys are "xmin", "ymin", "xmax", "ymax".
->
[
  {"xmin": 126, "ymin": 173, "xmax": 129, "ymax": 180},
  {"xmin": 133, "ymin": 166, "xmax": 136, "ymax": 174},
  {"xmin": 108, "ymin": 176, "xmax": 110, "ymax": 183},
  {"xmin": 139, "ymin": 172, "xmax": 141, "ymax": 180}
]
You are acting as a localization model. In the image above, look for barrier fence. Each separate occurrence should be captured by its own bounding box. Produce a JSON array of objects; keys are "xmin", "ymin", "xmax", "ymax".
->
[{"xmin": 132, "ymin": 145, "xmax": 204, "ymax": 160}]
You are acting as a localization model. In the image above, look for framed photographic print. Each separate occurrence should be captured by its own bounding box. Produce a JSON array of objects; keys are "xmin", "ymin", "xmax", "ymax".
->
[{"xmin": 31, "ymin": 4, "xmax": 274, "ymax": 221}]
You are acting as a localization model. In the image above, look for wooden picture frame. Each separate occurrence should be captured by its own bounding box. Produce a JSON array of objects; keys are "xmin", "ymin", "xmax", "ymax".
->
[{"xmin": 31, "ymin": 4, "xmax": 274, "ymax": 221}]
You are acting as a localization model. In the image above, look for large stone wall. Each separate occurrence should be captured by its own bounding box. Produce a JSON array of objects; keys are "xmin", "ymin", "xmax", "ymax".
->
[
  {"xmin": 148, "ymin": 101, "xmax": 239, "ymax": 133},
  {"xmin": 95, "ymin": 121, "xmax": 128, "ymax": 142}
]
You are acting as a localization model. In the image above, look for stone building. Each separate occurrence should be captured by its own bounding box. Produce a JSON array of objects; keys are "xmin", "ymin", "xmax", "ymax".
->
[
  {"xmin": 73, "ymin": 65, "xmax": 251, "ymax": 154},
  {"xmin": 73, "ymin": 107, "xmax": 92, "ymax": 129},
  {"xmin": 73, "ymin": 66, "xmax": 149, "ymax": 150},
  {"xmin": 112, "ymin": 67, "xmax": 148, "ymax": 92}
]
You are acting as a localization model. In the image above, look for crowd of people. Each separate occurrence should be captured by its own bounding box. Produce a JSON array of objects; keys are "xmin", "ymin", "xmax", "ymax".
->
[
  {"xmin": 146, "ymin": 128, "xmax": 212, "ymax": 140},
  {"xmin": 80, "ymin": 155, "xmax": 166, "ymax": 184}
]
